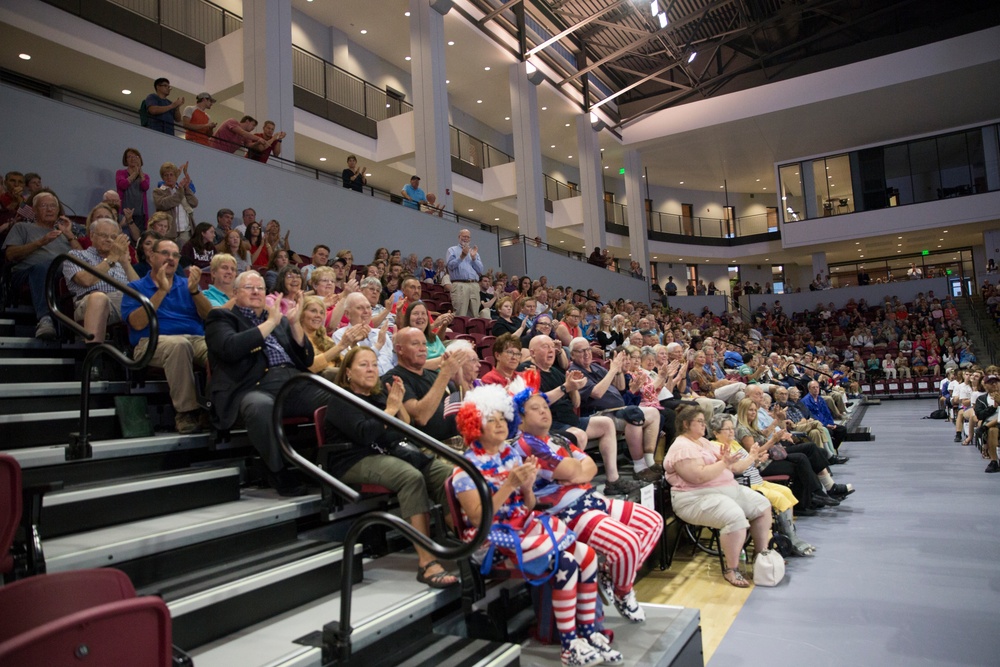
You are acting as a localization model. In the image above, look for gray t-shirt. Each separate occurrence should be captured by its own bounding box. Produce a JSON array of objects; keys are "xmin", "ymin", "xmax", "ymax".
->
[{"xmin": 2, "ymin": 222, "xmax": 74, "ymax": 270}]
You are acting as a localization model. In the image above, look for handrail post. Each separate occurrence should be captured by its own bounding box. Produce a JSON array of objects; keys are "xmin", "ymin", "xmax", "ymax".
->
[
  {"xmin": 46, "ymin": 254, "xmax": 159, "ymax": 460},
  {"xmin": 271, "ymin": 374, "xmax": 492, "ymax": 664}
]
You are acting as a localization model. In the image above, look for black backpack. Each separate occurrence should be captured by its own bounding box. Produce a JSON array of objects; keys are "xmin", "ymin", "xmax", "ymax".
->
[
  {"xmin": 138, "ymin": 99, "xmax": 150, "ymax": 127},
  {"xmin": 924, "ymin": 409, "xmax": 948, "ymax": 420}
]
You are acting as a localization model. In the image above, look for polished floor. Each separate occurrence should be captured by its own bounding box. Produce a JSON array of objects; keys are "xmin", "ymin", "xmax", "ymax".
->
[{"xmin": 637, "ymin": 400, "xmax": 1000, "ymax": 666}]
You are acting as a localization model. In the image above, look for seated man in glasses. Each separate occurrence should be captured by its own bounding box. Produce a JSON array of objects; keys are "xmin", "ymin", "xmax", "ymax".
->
[{"xmin": 122, "ymin": 239, "xmax": 212, "ymax": 434}]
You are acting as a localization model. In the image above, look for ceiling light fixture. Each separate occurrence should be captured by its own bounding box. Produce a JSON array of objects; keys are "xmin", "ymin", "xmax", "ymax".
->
[
  {"xmin": 658, "ymin": 12, "xmax": 668, "ymax": 28},
  {"xmin": 504, "ymin": 116, "xmax": 510, "ymax": 120},
  {"xmin": 565, "ymin": 123, "xmax": 570, "ymax": 127},
  {"xmin": 360, "ymin": 29, "xmax": 367, "ymax": 35},
  {"xmin": 541, "ymin": 106, "xmax": 548, "ymax": 110},
  {"xmin": 650, "ymin": 1, "xmax": 660, "ymax": 14},
  {"xmin": 484, "ymin": 66, "xmax": 491, "ymax": 71},
  {"xmin": 550, "ymin": 145, "xmax": 555, "ymax": 148},
  {"xmin": 687, "ymin": 52, "xmax": 697, "ymax": 63},
  {"xmin": 121, "ymin": 89, "xmax": 131, "ymax": 95},
  {"xmin": 404, "ymin": 11, "xmax": 410, "ymax": 16},
  {"xmin": 568, "ymin": 155, "xmax": 573, "ymax": 158},
  {"xmin": 18, "ymin": 53, "xmax": 30, "ymax": 60},
  {"xmin": 447, "ymin": 40, "xmax": 454, "ymax": 46},
  {"xmin": 679, "ymin": 181, "xmax": 684, "ymax": 184},
  {"xmin": 405, "ymin": 56, "xmax": 411, "ymax": 61},
  {"xmin": 476, "ymin": 99, "xmax": 482, "ymax": 104},
  {"xmin": 468, "ymin": 208, "xmax": 474, "ymax": 212},
  {"xmin": 319, "ymin": 157, "xmax": 327, "ymax": 161}
]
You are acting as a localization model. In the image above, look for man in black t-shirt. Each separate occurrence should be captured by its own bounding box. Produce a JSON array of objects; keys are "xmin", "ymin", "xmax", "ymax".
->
[
  {"xmin": 381, "ymin": 327, "xmax": 463, "ymax": 442},
  {"xmin": 520, "ymin": 335, "xmax": 639, "ymax": 496}
]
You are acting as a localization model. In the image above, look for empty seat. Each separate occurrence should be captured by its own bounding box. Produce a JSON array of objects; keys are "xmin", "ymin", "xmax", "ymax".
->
[{"xmin": 0, "ymin": 455, "xmax": 20, "ymax": 577}]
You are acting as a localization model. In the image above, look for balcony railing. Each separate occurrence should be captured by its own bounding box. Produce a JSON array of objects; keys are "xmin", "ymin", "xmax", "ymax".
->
[
  {"xmin": 450, "ymin": 126, "xmax": 512, "ymax": 169},
  {"xmin": 646, "ymin": 210, "xmax": 775, "ymax": 239},
  {"xmin": 544, "ymin": 175, "xmax": 580, "ymax": 201},
  {"xmin": 292, "ymin": 47, "xmax": 413, "ymax": 123},
  {"xmin": 107, "ymin": 0, "xmax": 242, "ymax": 42}
]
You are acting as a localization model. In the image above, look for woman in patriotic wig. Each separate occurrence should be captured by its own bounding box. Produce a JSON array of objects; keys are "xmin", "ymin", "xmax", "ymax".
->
[
  {"xmin": 452, "ymin": 382, "xmax": 621, "ymax": 666},
  {"xmin": 508, "ymin": 372, "xmax": 662, "ymax": 623}
]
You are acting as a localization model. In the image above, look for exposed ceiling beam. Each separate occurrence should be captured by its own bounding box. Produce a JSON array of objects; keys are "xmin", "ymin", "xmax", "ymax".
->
[
  {"xmin": 526, "ymin": 0, "xmax": 633, "ymax": 57},
  {"xmin": 478, "ymin": 0, "xmax": 525, "ymax": 26}
]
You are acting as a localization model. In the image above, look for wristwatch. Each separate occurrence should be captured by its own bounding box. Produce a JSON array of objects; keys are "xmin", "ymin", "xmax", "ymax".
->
[{"xmin": 189, "ymin": 288, "xmax": 201, "ymax": 296}]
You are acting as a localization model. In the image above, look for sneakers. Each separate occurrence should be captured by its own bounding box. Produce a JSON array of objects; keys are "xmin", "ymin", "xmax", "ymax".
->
[
  {"xmin": 175, "ymin": 410, "xmax": 203, "ymax": 435},
  {"xmin": 986, "ymin": 460, "xmax": 999, "ymax": 474},
  {"xmin": 603, "ymin": 477, "xmax": 641, "ymax": 496},
  {"xmin": 953, "ymin": 432, "xmax": 963, "ymax": 442},
  {"xmin": 633, "ymin": 466, "xmax": 662, "ymax": 483},
  {"xmin": 613, "ymin": 589, "xmax": 646, "ymax": 623},
  {"xmin": 35, "ymin": 316, "xmax": 56, "ymax": 340},
  {"xmin": 560, "ymin": 637, "xmax": 602, "ymax": 667},
  {"xmin": 597, "ymin": 570, "xmax": 614, "ymax": 606},
  {"xmin": 585, "ymin": 632, "xmax": 623, "ymax": 664}
]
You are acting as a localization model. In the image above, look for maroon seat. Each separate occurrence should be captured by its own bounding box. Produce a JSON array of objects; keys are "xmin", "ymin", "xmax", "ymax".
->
[
  {"xmin": 0, "ymin": 569, "xmax": 136, "ymax": 644},
  {"xmin": 0, "ymin": 455, "xmax": 21, "ymax": 577},
  {"xmin": 478, "ymin": 359, "xmax": 494, "ymax": 378},
  {"xmin": 466, "ymin": 318, "xmax": 489, "ymax": 336},
  {"xmin": 313, "ymin": 406, "xmax": 391, "ymax": 496},
  {"xmin": 450, "ymin": 317, "xmax": 469, "ymax": 334},
  {"xmin": 0, "ymin": 597, "xmax": 172, "ymax": 667}
]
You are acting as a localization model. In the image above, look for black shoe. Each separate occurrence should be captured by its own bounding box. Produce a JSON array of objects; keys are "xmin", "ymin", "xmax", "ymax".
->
[
  {"xmin": 828, "ymin": 455, "xmax": 849, "ymax": 465},
  {"xmin": 828, "ymin": 483, "xmax": 855, "ymax": 499},
  {"xmin": 633, "ymin": 467, "xmax": 662, "ymax": 483},
  {"xmin": 813, "ymin": 491, "xmax": 841, "ymax": 507},
  {"xmin": 604, "ymin": 478, "xmax": 642, "ymax": 496},
  {"xmin": 985, "ymin": 461, "xmax": 999, "ymax": 474},
  {"xmin": 794, "ymin": 506, "xmax": 817, "ymax": 517},
  {"xmin": 266, "ymin": 467, "xmax": 308, "ymax": 497},
  {"xmin": 953, "ymin": 433, "xmax": 962, "ymax": 442}
]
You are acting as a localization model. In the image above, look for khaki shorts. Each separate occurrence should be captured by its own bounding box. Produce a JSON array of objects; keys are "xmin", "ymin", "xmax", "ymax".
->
[{"xmin": 74, "ymin": 291, "xmax": 123, "ymax": 324}]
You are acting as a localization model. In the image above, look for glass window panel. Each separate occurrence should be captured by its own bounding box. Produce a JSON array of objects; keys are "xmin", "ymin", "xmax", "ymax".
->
[
  {"xmin": 826, "ymin": 155, "xmax": 854, "ymax": 214},
  {"xmin": 778, "ymin": 164, "xmax": 804, "ymax": 222},
  {"xmin": 909, "ymin": 138, "xmax": 940, "ymax": 203},
  {"xmin": 968, "ymin": 130, "xmax": 987, "ymax": 193},
  {"xmin": 937, "ymin": 133, "xmax": 971, "ymax": 195},
  {"xmin": 883, "ymin": 144, "xmax": 912, "ymax": 206},
  {"xmin": 813, "ymin": 160, "xmax": 831, "ymax": 216}
]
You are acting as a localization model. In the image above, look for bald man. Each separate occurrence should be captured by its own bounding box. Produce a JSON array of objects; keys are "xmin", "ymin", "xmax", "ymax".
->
[{"xmin": 332, "ymin": 292, "xmax": 394, "ymax": 374}]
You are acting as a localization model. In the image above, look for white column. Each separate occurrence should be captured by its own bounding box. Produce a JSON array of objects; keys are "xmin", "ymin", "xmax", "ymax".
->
[
  {"xmin": 509, "ymin": 62, "xmax": 546, "ymax": 242},
  {"xmin": 812, "ymin": 251, "xmax": 828, "ymax": 280},
  {"xmin": 409, "ymin": 0, "xmax": 453, "ymax": 212},
  {"xmin": 243, "ymin": 0, "xmax": 295, "ymax": 160},
  {"xmin": 623, "ymin": 149, "xmax": 648, "ymax": 272},
  {"xmin": 576, "ymin": 114, "xmax": 605, "ymax": 253}
]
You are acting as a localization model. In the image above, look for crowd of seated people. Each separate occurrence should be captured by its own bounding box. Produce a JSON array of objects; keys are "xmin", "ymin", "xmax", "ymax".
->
[{"xmin": 940, "ymin": 365, "xmax": 1000, "ymax": 474}]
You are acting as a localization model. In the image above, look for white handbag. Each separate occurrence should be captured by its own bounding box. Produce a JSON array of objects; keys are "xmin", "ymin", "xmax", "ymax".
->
[{"xmin": 753, "ymin": 549, "xmax": 786, "ymax": 586}]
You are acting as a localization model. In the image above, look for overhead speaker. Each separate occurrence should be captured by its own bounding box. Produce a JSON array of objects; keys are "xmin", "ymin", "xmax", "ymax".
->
[{"xmin": 430, "ymin": 0, "xmax": 453, "ymax": 15}]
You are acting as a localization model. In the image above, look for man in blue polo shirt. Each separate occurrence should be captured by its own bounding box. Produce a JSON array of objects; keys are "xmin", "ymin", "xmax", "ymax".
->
[
  {"xmin": 802, "ymin": 380, "xmax": 848, "ymax": 452},
  {"xmin": 122, "ymin": 239, "xmax": 213, "ymax": 434},
  {"xmin": 401, "ymin": 175, "xmax": 426, "ymax": 211}
]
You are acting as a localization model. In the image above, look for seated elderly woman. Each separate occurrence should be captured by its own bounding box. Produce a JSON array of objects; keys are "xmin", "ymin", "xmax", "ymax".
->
[
  {"xmin": 325, "ymin": 346, "xmax": 458, "ymax": 589},
  {"xmin": 203, "ymin": 253, "xmax": 237, "ymax": 307},
  {"xmin": 453, "ymin": 384, "xmax": 621, "ymax": 666},
  {"xmin": 664, "ymin": 405, "xmax": 773, "ymax": 587},
  {"xmin": 710, "ymin": 413, "xmax": 815, "ymax": 557}
]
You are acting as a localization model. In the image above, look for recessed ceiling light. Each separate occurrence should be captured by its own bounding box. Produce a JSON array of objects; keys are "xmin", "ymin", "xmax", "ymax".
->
[
  {"xmin": 386, "ymin": 103, "xmax": 391, "ymax": 108},
  {"xmin": 360, "ymin": 29, "xmax": 367, "ymax": 35},
  {"xmin": 756, "ymin": 179, "xmax": 760, "ymax": 182},
  {"xmin": 855, "ymin": 242, "xmax": 860, "ymax": 244},
  {"xmin": 476, "ymin": 99, "xmax": 482, "ymax": 104},
  {"xmin": 565, "ymin": 123, "xmax": 570, "ymax": 127},
  {"xmin": 541, "ymin": 106, "xmax": 547, "ymax": 110},
  {"xmin": 859, "ymin": 255, "xmax": 864, "ymax": 258},
  {"xmin": 121, "ymin": 89, "xmax": 131, "ymax": 95},
  {"xmin": 365, "ymin": 172, "xmax": 372, "ymax": 176},
  {"xmin": 447, "ymin": 41, "xmax": 455, "ymax": 46},
  {"xmin": 319, "ymin": 157, "xmax": 327, "ymax": 161},
  {"xmin": 898, "ymin": 236, "xmax": 903, "ymax": 239},
  {"xmin": 678, "ymin": 258, "xmax": 683, "ymax": 261},
  {"xmin": 484, "ymin": 66, "xmax": 491, "ymax": 71},
  {"xmin": 568, "ymin": 155, "xmax": 573, "ymax": 159},
  {"xmin": 719, "ymin": 186, "xmax": 724, "ymax": 189},
  {"xmin": 938, "ymin": 245, "xmax": 942, "ymax": 248},
  {"xmin": 445, "ymin": 79, "xmax": 450, "ymax": 84},
  {"xmin": 468, "ymin": 208, "xmax": 474, "ymax": 212},
  {"xmin": 404, "ymin": 11, "xmax": 410, "ymax": 16},
  {"xmin": 494, "ymin": 217, "xmax": 500, "ymax": 221},
  {"xmin": 765, "ymin": 258, "xmax": 769, "ymax": 261},
  {"xmin": 762, "ymin": 187, "xmax": 766, "ymax": 190},
  {"xmin": 679, "ymin": 181, "xmax": 684, "ymax": 184},
  {"xmin": 405, "ymin": 56, "xmax": 411, "ymax": 61},
  {"xmin": 560, "ymin": 240, "xmax": 564, "ymax": 243},
  {"xmin": 550, "ymin": 145, "xmax": 555, "ymax": 148},
  {"xmin": 898, "ymin": 244, "xmax": 902, "ymax": 247},
  {"xmin": 897, "ymin": 250, "xmax": 902, "ymax": 253},
  {"xmin": 18, "ymin": 53, "xmax": 30, "ymax": 60},
  {"xmin": 504, "ymin": 116, "xmax": 510, "ymax": 120},
  {"xmin": 604, "ymin": 166, "xmax": 608, "ymax": 169},
  {"xmin": 943, "ymin": 230, "xmax": 948, "ymax": 233}
]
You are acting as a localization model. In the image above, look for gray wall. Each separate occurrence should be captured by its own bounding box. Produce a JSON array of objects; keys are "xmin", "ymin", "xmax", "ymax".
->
[
  {"xmin": 744, "ymin": 277, "xmax": 951, "ymax": 314},
  {"xmin": 664, "ymin": 295, "xmax": 730, "ymax": 316},
  {"xmin": 0, "ymin": 84, "xmax": 499, "ymax": 270},
  {"xmin": 521, "ymin": 244, "xmax": 649, "ymax": 303}
]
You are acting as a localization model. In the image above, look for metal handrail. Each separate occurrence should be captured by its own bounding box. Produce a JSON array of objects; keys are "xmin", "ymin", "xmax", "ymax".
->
[
  {"xmin": 45, "ymin": 253, "xmax": 159, "ymax": 460},
  {"xmin": 498, "ymin": 233, "xmax": 644, "ymax": 280},
  {"xmin": 271, "ymin": 373, "xmax": 492, "ymax": 663}
]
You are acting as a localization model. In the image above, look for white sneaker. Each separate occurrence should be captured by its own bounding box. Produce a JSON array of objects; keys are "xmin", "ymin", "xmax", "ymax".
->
[
  {"xmin": 560, "ymin": 637, "xmax": 602, "ymax": 666},
  {"xmin": 613, "ymin": 589, "xmax": 645, "ymax": 623},
  {"xmin": 35, "ymin": 316, "xmax": 56, "ymax": 340},
  {"xmin": 586, "ymin": 632, "xmax": 623, "ymax": 665}
]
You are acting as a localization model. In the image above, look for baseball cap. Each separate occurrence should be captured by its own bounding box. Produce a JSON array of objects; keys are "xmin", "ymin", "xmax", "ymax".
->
[
  {"xmin": 196, "ymin": 92, "xmax": 217, "ymax": 102},
  {"xmin": 985, "ymin": 374, "xmax": 1000, "ymax": 384}
]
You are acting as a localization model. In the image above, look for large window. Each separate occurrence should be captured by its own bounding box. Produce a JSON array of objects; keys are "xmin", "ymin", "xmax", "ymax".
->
[{"xmin": 779, "ymin": 164, "xmax": 804, "ymax": 223}]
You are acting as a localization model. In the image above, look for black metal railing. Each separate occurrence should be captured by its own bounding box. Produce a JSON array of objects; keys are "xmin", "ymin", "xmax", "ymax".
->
[
  {"xmin": 272, "ymin": 374, "xmax": 492, "ymax": 663},
  {"xmin": 450, "ymin": 126, "xmax": 513, "ymax": 169},
  {"xmin": 292, "ymin": 47, "xmax": 413, "ymax": 122},
  {"xmin": 106, "ymin": 0, "xmax": 242, "ymax": 42},
  {"xmin": 647, "ymin": 210, "xmax": 774, "ymax": 239},
  {"xmin": 498, "ymin": 234, "xmax": 643, "ymax": 280},
  {"xmin": 45, "ymin": 254, "xmax": 159, "ymax": 460},
  {"xmin": 544, "ymin": 175, "xmax": 580, "ymax": 202}
]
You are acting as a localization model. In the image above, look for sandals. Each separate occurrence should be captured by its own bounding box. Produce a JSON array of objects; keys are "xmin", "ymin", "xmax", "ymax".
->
[
  {"xmin": 791, "ymin": 543, "xmax": 816, "ymax": 557},
  {"xmin": 723, "ymin": 568, "xmax": 751, "ymax": 588},
  {"xmin": 416, "ymin": 560, "xmax": 459, "ymax": 589}
]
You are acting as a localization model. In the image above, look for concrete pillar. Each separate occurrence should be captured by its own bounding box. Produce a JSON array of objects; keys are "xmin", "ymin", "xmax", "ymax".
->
[
  {"xmin": 812, "ymin": 251, "xmax": 828, "ymax": 281},
  {"xmin": 576, "ymin": 114, "xmax": 605, "ymax": 254},
  {"xmin": 623, "ymin": 149, "xmax": 649, "ymax": 273},
  {"xmin": 509, "ymin": 62, "xmax": 546, "ymax": 242},
  {"xmin": 409, "ymin": 0, "xmax": 453, "ymax": 212},
  {"xmin": 243, "ymin": 0, "xmax": 295, "ymax": 160}
]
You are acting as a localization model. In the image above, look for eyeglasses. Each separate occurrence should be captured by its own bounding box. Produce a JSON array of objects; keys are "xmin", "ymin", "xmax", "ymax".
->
[
  {"xmin": 571, "ymin": 348, "xmax": 591, "ymax": 355},
  {"xmin": 691, "ymin": 419, "xmax": 707, "ymax": 425},
  {"xmin": 501, "ymin": 349, "xmax": 521, "ymax": 357}
]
